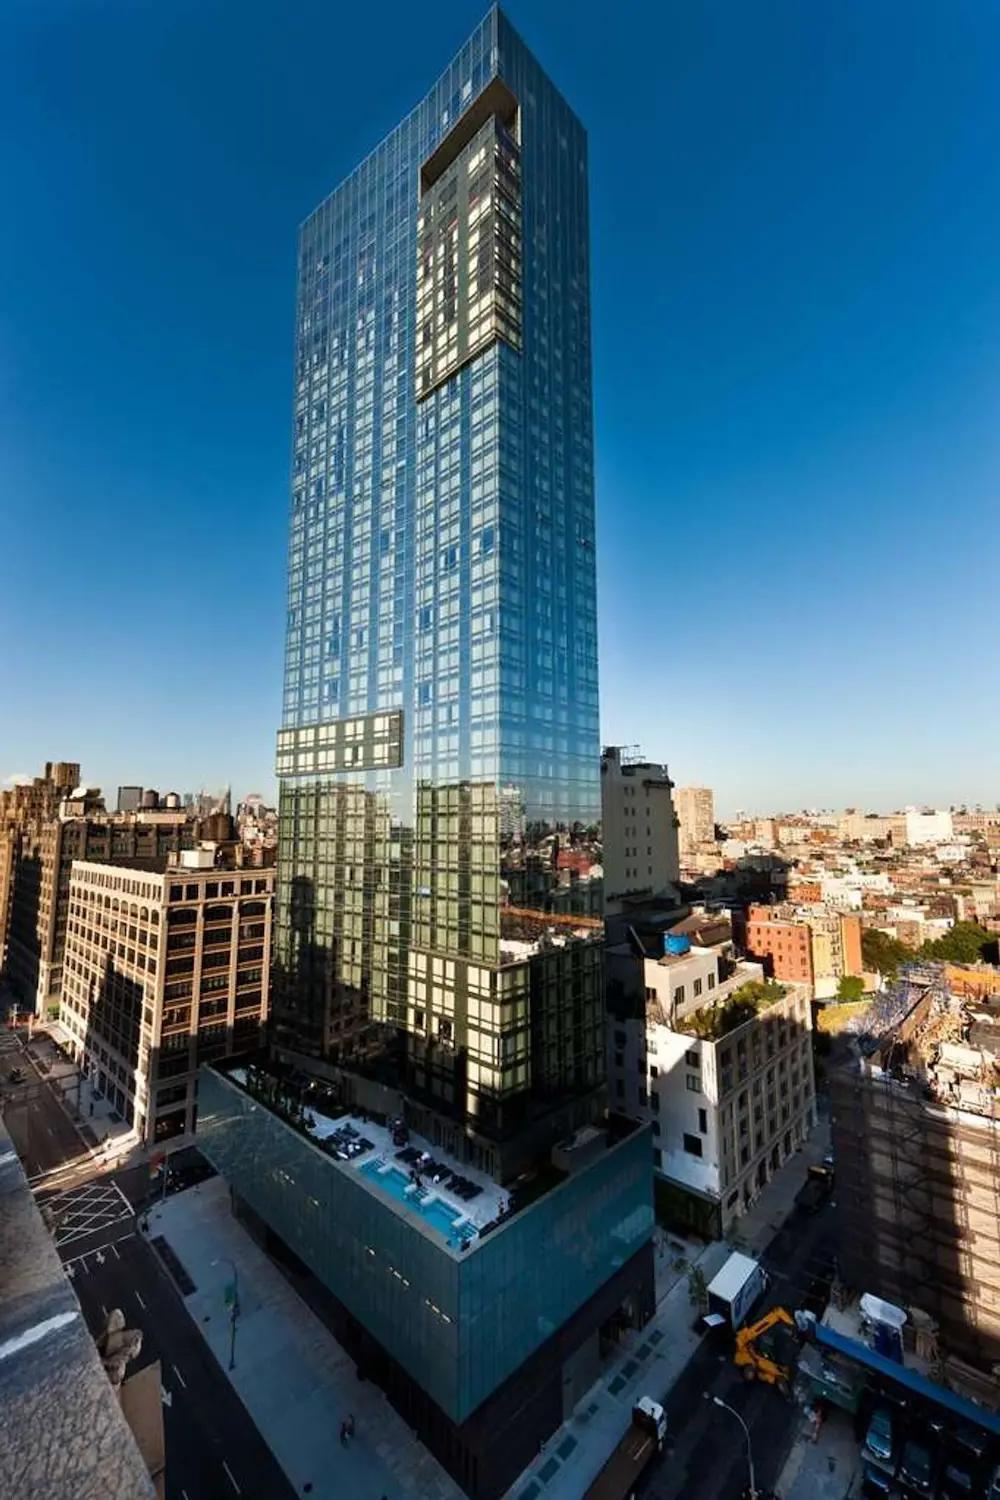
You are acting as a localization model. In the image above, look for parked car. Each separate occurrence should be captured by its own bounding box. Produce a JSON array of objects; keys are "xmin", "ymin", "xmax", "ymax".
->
[
  {"xmin": 938, "ymin": 1458, "xmax": 975, "ymax": 1498},
  {"xmin": 898, "ymin": 1438, "xmax": 932, "ymax": 1495},
  {"xmin": 861, "ymin": 1462, "xmax": 894, "ymax": 1497},
  {"xmin": 864, "ymin": 1409, "xmax": 895, "ymax": 1469}
]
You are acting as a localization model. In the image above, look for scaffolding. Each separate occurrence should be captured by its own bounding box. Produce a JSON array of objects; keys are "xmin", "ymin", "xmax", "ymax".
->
[{"xmin": 830, "ymin": 963, "xmax": 1000, "ymax": 1383}]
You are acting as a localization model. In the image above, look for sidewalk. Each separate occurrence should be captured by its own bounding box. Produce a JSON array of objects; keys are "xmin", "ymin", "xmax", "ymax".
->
[
  {"xmin": 507, "ymin": 1114, "xmax": 831, "ymax": 1500},
  {"xmin": 775, "ymin": 1405, "xmax": 860, "ymax": 1500},
  {"xmin": 509, "ymin": 1236, "xmax": 732, "ymax": 1500},
  {"xmin": 150, "ymin": 1177, "xmax": 465, "ymax": 1500},
  {"xmin": 729, "ymin": 1111, "xmax": 830, "ymax": 1256},
  {"xmin": 28, "ymin": 1024, "xmax": 137, "ymax": 1161}
]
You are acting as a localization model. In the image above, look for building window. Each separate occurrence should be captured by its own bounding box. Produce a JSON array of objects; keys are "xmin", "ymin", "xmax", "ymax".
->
[
  {"xmin": 652, "ymin": 1147, "xmax": 662, "ymax": 1168},
  {"xmin": 693, "ymin": 978, "xmax": 703, "ymax": 997},
  {"xmin": 707, "ymin": 973, "xmax": 716, "ymax": 989},
  {"xmin": 673, "ymin": 986, "xmax": 685, "ymax": 1005},
  {"xmin": 649, "ymin": 1065, "xmax": 658, "ymax": 1079},
  {"xmin": 686, "ymin": 1074, "xmax": 701, "ymax": 1093},
  {"xmin": 683, "ymin": 1134, "xmax": 703, "ymax": 1157},
  {"xmin": 698, "ymin": 1108, "xmax": 708, "ymax": 1134},
  {"xmin": 685, "ymin": 1050, "xmax": 699, "ymax": 1068},
  {"xmin": 651, "ymin": 1120, "xmax": 661, "ymax": 1136}
]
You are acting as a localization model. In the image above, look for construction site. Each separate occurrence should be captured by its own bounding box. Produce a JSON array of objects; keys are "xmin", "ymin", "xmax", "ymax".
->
[{"xmin": 829, "ymin": 961, "xmax": 1000, "ymax": 1406}]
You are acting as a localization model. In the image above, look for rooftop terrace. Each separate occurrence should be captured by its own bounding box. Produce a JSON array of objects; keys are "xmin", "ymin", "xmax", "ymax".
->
[
  {"xmin": 225, "ymin": 1062, "xmax": 538, "ymax": 1255},
  {"xmin": 671, "ymin": 979, "xmax": 788, "ymax": 1042}
]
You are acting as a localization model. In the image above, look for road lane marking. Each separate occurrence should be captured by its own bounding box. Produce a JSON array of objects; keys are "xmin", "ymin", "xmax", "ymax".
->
[
  {"xmin": 43, "ymin": 1180, "xmax": 135, "ymax": 1248},
  {"xmin": 172, "ymin": 1363, "xmax": 187, "ymax": 1389},
  {"xmin": 134, "ymin": 1291, "xmax": 146, "ymax": 1310},
  {"xmin": 61, "ymin": 1231, "xmax": 136, "ymax": 1268},
  {"xmin": 111, "ymin": 1180, "xmax": 133, "ymax": 1214},
  {"xmin": 222, "ymin": 1461, "xmax": 241, "ymax": 1494}
]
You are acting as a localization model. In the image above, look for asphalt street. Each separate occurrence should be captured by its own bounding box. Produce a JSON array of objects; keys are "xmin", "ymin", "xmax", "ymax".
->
[
  {"xmin": 61, "ymin": 1224, "xmax": 299, "ymax": 1500},
  {"xmin": 0, "ymin": 1019, "xmax": 297, "ymax": 1500},
  {"xmin": 638, "ymin": 1201, "xmax": 838, "ymax": 1500},
  {"xmin": 0, "ymin": 1029, "xmax": 86, "ymax": 1176},
  {"xmin": 4, "ymin": 1003, "xmax": 837, "ymax": 1500}
]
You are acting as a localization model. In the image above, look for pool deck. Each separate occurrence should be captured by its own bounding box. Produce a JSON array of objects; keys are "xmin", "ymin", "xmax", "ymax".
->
[{"xmin": 228, "ymin": 1068, "xmax": 506, "ymax": 1246}]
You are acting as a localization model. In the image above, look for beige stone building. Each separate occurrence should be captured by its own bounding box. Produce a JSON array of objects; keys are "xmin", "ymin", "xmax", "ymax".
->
[
  {"xmin": 60, "ymin": 853, "xmax": 274, "ymax": 1146},
  {"xmin": 676, "ymin": 785, "xmax": 715, "ymax": 855},
  {"xmin": 5, "ymin": 806, "xmax": 194, "ymax": 1015},
  {"xmin": 600, "ymin": 746, "xmax": 680, "ymax": 913}
]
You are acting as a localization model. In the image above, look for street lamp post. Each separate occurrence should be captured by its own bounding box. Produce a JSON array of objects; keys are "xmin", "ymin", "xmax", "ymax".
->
[
  {"xmin": 713, "ymin": 1395, "xmax": 757, "ymax": 1500},
  {"xmin": 215, "ymin": 1257, "xmax": 240, "ymax": 1370}
]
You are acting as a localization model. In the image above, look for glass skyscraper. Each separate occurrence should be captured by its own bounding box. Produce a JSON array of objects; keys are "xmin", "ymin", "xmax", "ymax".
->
[
  {"xmin": 196, "ymin": 15, "xmax": 656, "ymax": 1495},
  {"xmin": 273, "ymin": 6, "xmax": 604, "ymax": 1177}
]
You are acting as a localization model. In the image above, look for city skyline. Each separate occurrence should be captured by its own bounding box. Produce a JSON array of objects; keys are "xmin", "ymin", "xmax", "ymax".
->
[{"xmin": 4, "ymin": 1, "xmax": 1000, "ymax": 809}]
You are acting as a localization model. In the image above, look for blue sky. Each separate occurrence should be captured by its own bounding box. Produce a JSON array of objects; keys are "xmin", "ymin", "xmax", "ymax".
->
[{"xmin": 2, "ymin": 0, "xmax": 998, "ymax": 815}]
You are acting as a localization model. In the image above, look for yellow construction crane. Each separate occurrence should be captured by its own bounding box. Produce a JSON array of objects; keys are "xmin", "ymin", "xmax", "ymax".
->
[{"xmin": 733, "ymin": 1306, "xmax": 797, "ymax": 1396}]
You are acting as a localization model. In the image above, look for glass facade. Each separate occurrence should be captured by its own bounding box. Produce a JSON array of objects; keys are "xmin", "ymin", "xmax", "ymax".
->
[
  {"xmin": 198, "ymin": 1065, "xmax": 653, "ymax": 1423},
  {"xmin": 274, "ymin": 8, "xmax": 603, "ymax": 1168}
]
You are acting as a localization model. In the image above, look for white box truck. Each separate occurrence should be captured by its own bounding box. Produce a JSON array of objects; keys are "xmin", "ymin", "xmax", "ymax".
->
[{"xmin": 706, "ymin": 1252, "xmax": 769, "ymax": 1330}]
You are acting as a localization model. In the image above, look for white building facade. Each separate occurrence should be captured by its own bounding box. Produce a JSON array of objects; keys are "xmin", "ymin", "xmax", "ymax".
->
[
  {"xmin": 608, "ymin": 945, "xmax": 816, "ymax": 1236},
  {"xmin": 904, "ymin": 809, "xmax": 954, "ymax": 846}
]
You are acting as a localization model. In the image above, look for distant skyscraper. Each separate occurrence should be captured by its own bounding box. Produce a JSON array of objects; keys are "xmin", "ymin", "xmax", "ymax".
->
[
  {"xmin": 273, "ymin": 5, "xmax": 604, "ymax": 1172},
  {"xmin": 676, "ymin": 784, "xmax": 716, "ymax": 854}
]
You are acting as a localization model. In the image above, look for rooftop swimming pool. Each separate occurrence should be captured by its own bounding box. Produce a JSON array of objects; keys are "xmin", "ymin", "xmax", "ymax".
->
[{"xmin": 359, "ymin": 1159, "xmax": 477, "ymax": 1249}]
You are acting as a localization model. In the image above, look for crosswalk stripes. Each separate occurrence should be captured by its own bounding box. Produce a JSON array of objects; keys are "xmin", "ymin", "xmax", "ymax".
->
[{"xmin": 39, "ymin": 1178, "xmax": 135, "ymax": 1248}]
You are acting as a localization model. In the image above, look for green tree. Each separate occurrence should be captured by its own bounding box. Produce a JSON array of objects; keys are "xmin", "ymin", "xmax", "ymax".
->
[
  {"xmin": 678, "ymin": 979, "xmax": 787, "ymax": 1040},
  {"xmin": 861, "ymin": 928, "xmax": 910, "ymax": 978},
  {"xmin": 835, "ymin": 974, "xmax": 865, "ymax": 1002},
  {"xmin": 688, "ymin": 1266, "xmax": 709, "ymax": 1313},
  {"xmin": 727, "ymin": 979, "xmax": 787, "ymax": 1008},
  {"xmin": 919, "ymin": 921, "xmax": 996, "ymax": 965}
]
